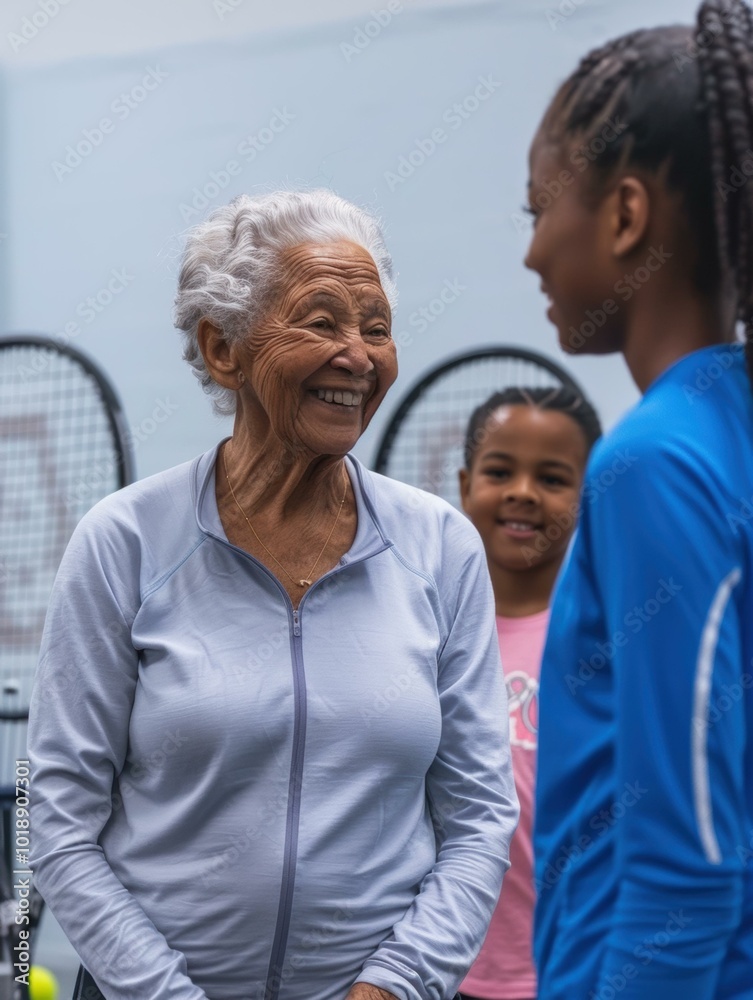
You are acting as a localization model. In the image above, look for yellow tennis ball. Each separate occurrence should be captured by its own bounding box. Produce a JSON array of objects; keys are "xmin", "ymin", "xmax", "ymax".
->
[{"xmin": 29, "ymin": 966, "xmax": 59, "ymax": 1000}]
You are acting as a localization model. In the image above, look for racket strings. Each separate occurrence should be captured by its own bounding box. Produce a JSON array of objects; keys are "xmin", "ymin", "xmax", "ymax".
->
[
  {"xmin": 1, "ymin": 343, "xmax": 124, "ymax": 781},
  {"xmin": 382, "ymin": 354, "xmax": 568, "ymax": 509}
]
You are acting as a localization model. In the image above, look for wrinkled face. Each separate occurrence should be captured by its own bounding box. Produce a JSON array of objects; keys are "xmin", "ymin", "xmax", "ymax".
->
[
  {"xmin": 460, "ymin": 405, "xmax": 587, "ymax": 572},
  {"xmin": 238, "ymin": 240, "xmax": 397, "ymax": 456},
  {"xmin": 524, "ymin": 129, "xmax": 624, "ymax": 355}
]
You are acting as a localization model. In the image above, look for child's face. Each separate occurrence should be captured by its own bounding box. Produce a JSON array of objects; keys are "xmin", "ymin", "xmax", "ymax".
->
[{"xmin": 459, "ymin": 404, "xmax": 587, "ymax": 573}]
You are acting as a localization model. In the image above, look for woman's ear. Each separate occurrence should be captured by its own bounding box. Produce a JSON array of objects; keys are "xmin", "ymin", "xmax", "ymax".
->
[
  {"xmin": 197, "ymin": 318, "xmax": 242, "ymax": 390},
  {"xmin": 608, "ymin": 175, "xmax": 651, "ymax": 259}
]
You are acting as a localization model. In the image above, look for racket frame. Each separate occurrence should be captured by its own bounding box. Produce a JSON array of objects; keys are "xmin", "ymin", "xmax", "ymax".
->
[
  {"xmin": 0, "ymin": 333, "xmax": 135, "ymax": 997},
  {"xmin": 0, "ymin": 333, "xmax": 135, "ymax": 488},
  {"xmin": 373, "ymin": 343, "xmax": 584, "ymax": 474}
]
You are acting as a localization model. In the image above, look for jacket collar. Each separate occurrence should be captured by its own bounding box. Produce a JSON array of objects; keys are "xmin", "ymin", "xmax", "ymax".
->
[{"xmin": 193, "ymin": 440, "xmax": 393, "ymax": 565}]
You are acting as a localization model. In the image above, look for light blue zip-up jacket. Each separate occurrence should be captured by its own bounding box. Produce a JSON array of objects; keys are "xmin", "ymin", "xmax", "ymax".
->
[{"xmin": 28, "ymin": 443, "xmax": 518, "ymax": 1000}]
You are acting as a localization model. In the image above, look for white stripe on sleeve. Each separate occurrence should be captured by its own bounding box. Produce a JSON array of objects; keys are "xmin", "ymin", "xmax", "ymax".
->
[{"xmin": 692, "ymin": 566, "xmax": 742, "ymax": 865}]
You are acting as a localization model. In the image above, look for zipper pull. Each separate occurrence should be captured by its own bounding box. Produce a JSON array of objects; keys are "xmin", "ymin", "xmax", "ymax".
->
[{"xmin": 292, "ymin": 609, "xmax": 301, "ymax": 636}]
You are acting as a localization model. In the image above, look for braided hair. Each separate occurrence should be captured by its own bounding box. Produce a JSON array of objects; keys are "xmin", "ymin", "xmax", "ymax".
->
[
  {"xmin": 540, "ymin": 0, "xmax": 753, "ymax": 387},
  {"xmin": 463, "ymin": 386, "xmax": 602, "ymax": 470}
]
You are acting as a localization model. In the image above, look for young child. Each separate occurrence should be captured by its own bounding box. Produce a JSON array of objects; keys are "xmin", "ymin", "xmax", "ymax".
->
[
  {"xmin": 524, "ymin": 1, "xmax": 753, "ymax": 996},
  {"xmin": 458, "ymin": 386, "xmax": 601, "ymax": 1000}
]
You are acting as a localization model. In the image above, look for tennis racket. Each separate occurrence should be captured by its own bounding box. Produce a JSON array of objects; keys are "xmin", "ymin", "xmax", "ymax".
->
[
  {"xmin": 0, "ymin": 334, "xmax": 134, "ymax": 1000},
  {"xmin": 373, "ymin": 345, "xmax": 586, "ymax": 509}
]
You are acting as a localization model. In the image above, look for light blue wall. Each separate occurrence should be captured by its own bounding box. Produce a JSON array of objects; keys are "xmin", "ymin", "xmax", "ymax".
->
[{"xmin": 5, "ymin": 0, "xmax": 700, "ymax": 480}]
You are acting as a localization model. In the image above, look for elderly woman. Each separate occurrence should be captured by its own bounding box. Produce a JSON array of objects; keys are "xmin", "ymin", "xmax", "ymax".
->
[{"xmin": 28, "ymin": 190, "xmax": 518, "ymax": 1000}]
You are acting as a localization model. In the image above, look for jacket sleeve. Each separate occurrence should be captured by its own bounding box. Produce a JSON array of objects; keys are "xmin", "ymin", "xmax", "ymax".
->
[
  {"xmin": 27, "ymin": 506, "xmax": 209, "ymax": 1000},
  {"xmin": 590, "ymin": 443, "xmax": 747, "ymax": 998},
  {"xmin": 358, "ymin": 513, "xmax": 520, "ymax": 1000}
]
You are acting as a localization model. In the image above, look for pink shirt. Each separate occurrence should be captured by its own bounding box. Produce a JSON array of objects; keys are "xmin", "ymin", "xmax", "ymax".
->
[{"xmin": 460, "ymin": 609, "xmax": 548, "ymax": 999}]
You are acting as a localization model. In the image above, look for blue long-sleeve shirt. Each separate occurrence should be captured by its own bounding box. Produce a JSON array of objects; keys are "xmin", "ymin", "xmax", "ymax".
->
[
  {"xmin": 28, "ymin": 443, "xmax": 518, "ymax": 1000},
  {"xmin": 535, "ymin": 344, "xmax": 753, "ymax": 999}
]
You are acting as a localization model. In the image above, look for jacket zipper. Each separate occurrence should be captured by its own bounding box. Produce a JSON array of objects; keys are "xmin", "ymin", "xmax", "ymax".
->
[
  {"xmin": 206, "ymin": 529, "xmax": 390, "ymax": 1000},
  {"xmin": 264, "ymin": 603, "xmax": 305, "ymax": 1000}
]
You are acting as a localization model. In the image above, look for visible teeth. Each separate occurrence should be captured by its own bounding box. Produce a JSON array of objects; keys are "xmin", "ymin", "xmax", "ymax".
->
[
  {"xmin": 507, "ymin": 521, "xmax": 536, "ymax": 531},
  {"xmin": 315, "ymin": 389, "xmax": 363, "ymax": 406}
]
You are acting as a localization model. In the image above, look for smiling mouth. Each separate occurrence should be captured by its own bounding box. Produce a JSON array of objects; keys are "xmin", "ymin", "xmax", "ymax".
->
[
  {"xmin": 498, "ymin": 519, "xmax": 542, "ymax": 534},
  {"xmin": 540, "ymin": 285, "xmax": 555, "ymax": 309},
  {"xmin": 312, "ymin": 388, "xmax": 364, "ymax": 407}
]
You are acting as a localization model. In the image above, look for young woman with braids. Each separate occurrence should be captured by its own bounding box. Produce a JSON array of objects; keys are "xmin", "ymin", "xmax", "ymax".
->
[{"xmin": 524, "ymin": 1, "xmax": 753, "ymax": 997}]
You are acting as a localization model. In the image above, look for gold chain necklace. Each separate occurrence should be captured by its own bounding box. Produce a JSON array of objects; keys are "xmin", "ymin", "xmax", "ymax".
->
[{"xmin": 223, "ymin": 451, "xmax": 348, "ymax": 588}]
